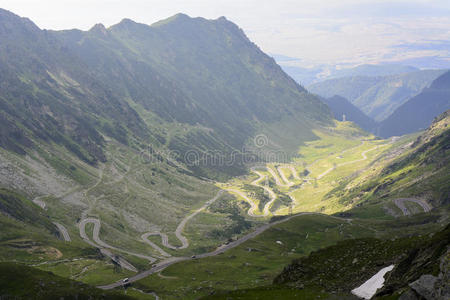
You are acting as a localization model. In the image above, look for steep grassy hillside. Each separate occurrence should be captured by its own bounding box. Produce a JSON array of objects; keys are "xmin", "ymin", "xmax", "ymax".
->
[
  {"xmin": 377, "ymin": 71, "xmax": 450, "ymax": 137},
  {"xmin": 273, "ymin": 224, "xmax": 449, "ymax": 299},
  {"xmin": 59, "ymin": 12, "xmax": 333, "ymax": 176},
  {"xmin": 127, "ymin": 113, "xmax": 449, "ymax": 299},
  {"xmin": 0, "ymin": 8, "xmax": 333, "ymax": 296},
  {"xmin": 336, "ymin": 110, "xmax": 450, "ymax": 212},
  {"xmin": 308, "ymin": 69, "xmax": 446, "ymax": 121},
  {"xmin": 0, "ymin": 8, "xmax": 449, "ymax": 300},
  {"xmin": 0, "ymin": 262, "xmax": 135, "ymax": 299},
  {"xmin": 0, "ymin": 8, "xmax": 332, "ymax": 179},
  {"xmin": 132, "ymin": 210, "xmax": 447, "ymax": 299}
]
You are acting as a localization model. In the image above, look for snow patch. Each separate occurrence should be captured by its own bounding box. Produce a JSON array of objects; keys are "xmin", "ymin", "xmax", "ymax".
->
[{"xmin": 351, "ymin": 265, "xmax": 394, "ymax": 299}]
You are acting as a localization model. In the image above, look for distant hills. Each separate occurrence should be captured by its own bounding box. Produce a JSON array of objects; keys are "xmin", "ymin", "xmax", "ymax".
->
[
  {"xmin": 377, "ymin": 71, "xmax": 450, "ymax": 137},
  {"xmin": 328, "ymin": 64, "xmax": 419, "ymax": 78},
  {"xmin": 272, "ymin": 59, "xmax": 421, "ymax": 86},
  {"xmin": 316, "ymin": 71, "xmax": 450, "ymax": 138},
  {"xmin": 308, "ymin": 69, "xmax": 447, "ymax": 121}
]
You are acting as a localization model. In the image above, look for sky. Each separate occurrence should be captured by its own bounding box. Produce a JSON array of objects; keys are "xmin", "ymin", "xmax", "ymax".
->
[{"xmin": 1, "ymin": 0, "xmax": 450, "ymax": 68}]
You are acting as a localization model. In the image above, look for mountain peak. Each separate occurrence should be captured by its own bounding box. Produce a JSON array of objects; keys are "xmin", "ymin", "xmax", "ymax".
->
[
  {"xmin": 172, "ymin": 13, "xmax": 190, "ymax": 20},
  {"xmin": 119, "ymin": 18, "xmax": 136, "ymax": 25},
  {"xmin": 110, "ymin": 18, "xmax": 140, "ymax": 30},
  {"xmin": 0, "ymin": 8, "xmax": 40, "ymax": 35},
  {"xmin": 89, "ymin": 23, "xmax": 108, "ymax": 35},
  {"xmin": 151, "ymin": 13, "xmax": 193, "ymax": 27}
]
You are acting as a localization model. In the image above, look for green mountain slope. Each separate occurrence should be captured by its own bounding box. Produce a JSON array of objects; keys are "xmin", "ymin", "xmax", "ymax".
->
[
  {"xmin": 333, "ymin": 110, "xmax": 450, "ymax": 210},
  {"xmin": 321, "ymin": 95, "xmax": 377, "ymax": 132},
  {"xmin": 0, "ymin": 8, "xmax": 334, "ymax": 293},
  {"xmin": 130, "ymin": 111, "xmax": 449, "ymax": 299},
  {"xmin": 0, "ymin": 8, "xmax": 332, "ymax": 179},
  {"xmin": 273, "ymin": 224, "xmax": 449, "ymax": 299},
  {"xmin": 377, "ymin": 71, "xmax": 450, "ymax": 137},
  {"xmin": 0, "ymin": 8, "xmax": 448, "ymax": 300},
  {"xmin": 308, "ymin": 69, "xmax": 446, "ymax": 121},
  {"xmin": 0, "ymin": 262, "xmax": 134, "ymax": 299},
  {"xmin": 52, "ymin": 13, "xmax": 331, "ymax": 176}
]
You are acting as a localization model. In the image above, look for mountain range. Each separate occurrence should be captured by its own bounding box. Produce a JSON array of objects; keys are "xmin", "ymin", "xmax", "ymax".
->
[
  {"xmin": 0, "ymin": 7, "xmax": 448, "ymax": 300},
  {"xmin": 377, "ymin": 70, "xmax": 450, "ymax": 137},
  {"xmin": 272, "ymin": 58, "xmax": 422, "ymax": 86},
  {"xmin": 308, "ymin": 69, "xmax": 447, "ymax": 121},
  {"xmin": 0, "ymin": 9, "xmax": 331, "ymax": 179},
  {"xmin": 320, "ymin": 70, "xmax": 450, "ymax": 138}
]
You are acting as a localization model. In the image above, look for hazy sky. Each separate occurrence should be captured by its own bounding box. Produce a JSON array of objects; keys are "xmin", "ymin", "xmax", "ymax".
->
[{"xmin": 2, "ymin": 0, "xmax": 450, "ymax": 67}]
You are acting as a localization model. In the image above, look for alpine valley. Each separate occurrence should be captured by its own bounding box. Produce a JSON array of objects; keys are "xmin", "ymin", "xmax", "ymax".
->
[{"xmin": 0, "ymin": 8, "xmax": 448, "ymax": 300}]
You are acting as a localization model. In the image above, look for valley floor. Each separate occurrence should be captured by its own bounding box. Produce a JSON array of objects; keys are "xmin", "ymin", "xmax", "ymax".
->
[{"xmin": 1, "ymin": 120, "xmax": 448, "ymax": 300}]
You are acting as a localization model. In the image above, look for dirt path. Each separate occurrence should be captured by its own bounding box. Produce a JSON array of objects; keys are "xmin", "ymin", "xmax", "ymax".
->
[
  {"xmin": 393, "ymin": 198, "xmax": 432, "ymax": 216},
  {"xmin": 85, "ymin": 167, "xmax": 104, "ymax": 195}
]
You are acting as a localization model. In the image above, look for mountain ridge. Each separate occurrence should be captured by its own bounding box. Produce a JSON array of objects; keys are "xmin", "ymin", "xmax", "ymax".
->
[
  {"xmin": 308, "ymin": 69, "xmax": 447, "ymax": 121},
  {"xmin": 377, "ymin": 71, "xmax": 450, "ymax": 137},
  {"xmin": 0, "ymin": 8, "xmax": 331, "ymax": 177}
]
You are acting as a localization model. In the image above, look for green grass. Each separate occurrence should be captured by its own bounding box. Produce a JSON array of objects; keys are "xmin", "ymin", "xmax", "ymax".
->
[
  {"xmin": 131, "ymin": 214, "xmax": 378, "ymax": 299},
  {"xmin": 130, "ymin": 206, "xmax": 446, "ymax": 299},
  {"xmin": 201, "ymin": 285, "xmax": 329, "ymax": 299},
  {"xmin": 0, "ymin": 114, "xmax": 447, "ymax": 299},
  {"xmin": 0, "ymin": 262, "xmax": 133, "ymax": 299},
  {"xmin": 225, "ymin": 123, "xmax": 393, "ymax": 216}
]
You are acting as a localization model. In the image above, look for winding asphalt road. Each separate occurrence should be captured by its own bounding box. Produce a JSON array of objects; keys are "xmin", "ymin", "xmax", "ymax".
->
[
  {"xmin": 226, "ymin": 189, "xmax": 262, "ymax": 217},
  {"xmin": 288, "ymin": 166, "xmax": 302, "ymax": 181},
  {"xmin": 32, "ymin": 196, "xmax": 72, "ymax": 242},
  {"xmin": 141, "ymin": 191, "xmax": 224, "ymax": 253},
  {"xmin": 141, "ymin": 233, "xmax": 172, "ymax": 257},
  {"xmin": 251, "ymin": 169, "xmax": 277, "ymax": 216},
  {"xmin": 79, "ymin": 218, "xmax": 157, "ymax": 265},
  {"xmin": 53, "ymin": 222, "xmax": 71, "ymax": 242},
  {"xmin": 227, "ymin": 165, "xmax": 297, "ymax": 217},
  {"xmin": 393, "ymin": 198, "xmax": 432, "ymax": 216},
  {"xmin": 98, "ymin": 212, "xmax": 321, "ymax": 290},
  {"xmin": 317, "ymin": 145, "xmax": 379, "ymax": 180},
  {"xmin": 100, "ymin": 248, "xmax": 138, "ymax": 273},
  {"xmin": 265, "ymin": 166, "xmax": 294, "ymax": 187},
  {"xmin": 276, "ymin": 166, "xmax": 296, "ymax": 186}
]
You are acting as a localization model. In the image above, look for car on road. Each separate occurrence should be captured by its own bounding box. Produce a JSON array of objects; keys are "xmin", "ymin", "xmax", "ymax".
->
[{"xmin": 122, "ymin": 278, "xmax": 129, "ymax": 284}]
